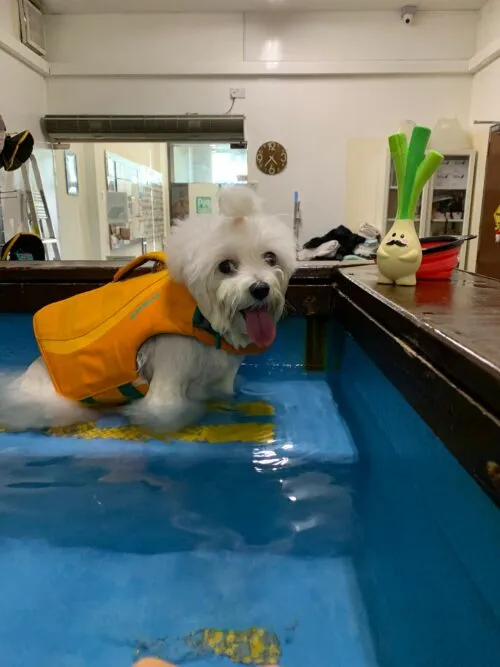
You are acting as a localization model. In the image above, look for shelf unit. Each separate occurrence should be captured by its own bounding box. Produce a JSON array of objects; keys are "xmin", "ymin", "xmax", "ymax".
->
[{"xmin": 382, "ymin": 148, "xmax": 477, "ymax": 269}]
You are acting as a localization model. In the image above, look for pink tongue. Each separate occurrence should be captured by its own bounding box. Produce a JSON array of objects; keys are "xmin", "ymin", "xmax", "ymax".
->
[{"xmin": 244, "ymin": 309, "xmax": 276, "ymax": 347}]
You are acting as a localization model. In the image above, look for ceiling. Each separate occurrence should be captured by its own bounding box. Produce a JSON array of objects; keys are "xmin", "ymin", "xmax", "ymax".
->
[{"xmin": 42, "ymin": 0, "xmax": 486, "ymax": 14}]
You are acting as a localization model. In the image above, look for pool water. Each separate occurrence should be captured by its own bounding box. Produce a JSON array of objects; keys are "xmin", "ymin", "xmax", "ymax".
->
[{"xmin": 0, "ymin": 314, "xmax": 499, "ymax": 667}]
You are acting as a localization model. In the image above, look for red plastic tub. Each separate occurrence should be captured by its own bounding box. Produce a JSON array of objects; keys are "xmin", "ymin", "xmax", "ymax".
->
[{"xmin": 416, "ymin": 235, "xmax": 476, "ymax": 281}]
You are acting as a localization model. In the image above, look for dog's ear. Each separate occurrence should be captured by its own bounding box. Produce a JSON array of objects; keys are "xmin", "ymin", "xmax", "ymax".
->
[
  {"xmin": 167, "ymin": 216, "xmax": 213, "ymax": 287},
  {"xmin": 166, "ymin": 219, "xmax": 192, "ymax": 283}
]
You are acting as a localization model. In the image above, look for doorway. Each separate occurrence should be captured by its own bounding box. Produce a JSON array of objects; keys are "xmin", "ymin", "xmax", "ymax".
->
[{"xmin": 476, "ymin": 126, "xmax": 500, "ymax": 279}]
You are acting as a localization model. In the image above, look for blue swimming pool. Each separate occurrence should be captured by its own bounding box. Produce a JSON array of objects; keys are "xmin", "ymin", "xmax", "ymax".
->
[{"xmin": 0, "ymin": 314, "xmax": 499, "ymax": 667}]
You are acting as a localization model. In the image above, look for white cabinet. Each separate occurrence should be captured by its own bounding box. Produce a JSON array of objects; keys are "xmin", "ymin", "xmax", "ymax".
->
[{"xmin": 383, "ymin": 149, "xmax": 476, "ymax": 269}]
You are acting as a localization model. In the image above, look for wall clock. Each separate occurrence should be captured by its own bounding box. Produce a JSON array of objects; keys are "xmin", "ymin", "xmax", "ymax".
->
[{"xmin": 256, "ymin": 141, "xmax": 287, "ymax": 176}]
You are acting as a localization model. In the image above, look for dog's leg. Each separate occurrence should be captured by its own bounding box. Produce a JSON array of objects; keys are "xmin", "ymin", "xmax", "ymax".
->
[
  {"xmin": 0, "ymin": 358, "xmax": 95, "ymax": 431},
  {"xmin": 209, "ymin": 362, "xmax": 240, "ymax": 400},
  {"xmin": 122, "ymin": 336, "xmax": 207, "ymax": 433},
  {"xmin": 123, "ymin": 388, "xmax": 206, "ymax": 434}
]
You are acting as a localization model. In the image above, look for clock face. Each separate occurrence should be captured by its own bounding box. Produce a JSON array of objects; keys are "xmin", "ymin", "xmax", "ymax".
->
[{"xmin": 256, "ymin": 141, "xmax": 287, "ymax": 176}]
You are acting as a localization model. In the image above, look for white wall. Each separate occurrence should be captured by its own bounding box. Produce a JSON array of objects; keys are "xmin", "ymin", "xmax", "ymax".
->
[
  {"xmin": 44, "ymin": 10, "xmax": 476, "ymax": 240},
  {"xmin": 47, "ymin": 76, "xmax": 471, "ymax": 240},
  {"xmin": 0, "ymin": 0, "xmax": 21, "ymax": 38},
  {"xmin": 476, "ymin": 0, "xmax": 500, "ymax": 51},
  {"xmin": 346, "ymin": 138, "xmax": 388, "ymax": 233},
  {"xmin": 0, "ymin": 48, "xmax": 47, "ymax": 139},
  {"xmin": 45, "ymin": 11, "xmax": 477, "ymax": 75},
  {"xmin": 0, "ymin": 0, "xmax": 48, "ymax": 136},
  {"xmin": 471, "ymin": 59, "xmax": 500, "ymax": 122},
  {"xmin": 471, "ymin": 0, "xmax": 500, "ymax": 122},
  {"xmin": 54, "ymin": 144, "xmax": 93, "ymax": 260},
  {"xmin": 469, "ymin": 57, "xmax": 499, "ymax": 271},
  {"xmin": 243, "ymin": 11, "xmax": 476, "ymax": 64}
]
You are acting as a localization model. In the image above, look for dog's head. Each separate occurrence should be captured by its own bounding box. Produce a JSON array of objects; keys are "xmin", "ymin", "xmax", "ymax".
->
[{"xmin": 167, "ymin": 186, "xmax": 297, "ymax": 349}]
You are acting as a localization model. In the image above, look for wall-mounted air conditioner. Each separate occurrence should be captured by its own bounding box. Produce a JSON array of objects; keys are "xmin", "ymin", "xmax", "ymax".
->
[{"xmin": 41, "ymin": 115, "xmax": 246, "ymax": 143}]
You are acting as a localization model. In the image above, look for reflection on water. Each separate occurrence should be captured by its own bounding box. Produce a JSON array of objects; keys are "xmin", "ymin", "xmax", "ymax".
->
[
  {"xmin": 0, "ymin": 447, "xmax": 356, "ymax": 556},
  {"xmin": 0, "ymin": 378, "xmax": 367, "ymax": 667}
]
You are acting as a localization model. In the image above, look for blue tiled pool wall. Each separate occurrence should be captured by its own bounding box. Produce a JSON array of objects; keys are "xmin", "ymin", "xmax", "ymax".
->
[
  {"xmin": 0, "ymin": 314, "xmax": 39, "ymax": 368},
  {"xmin": 240, "ymin": 316, "xmax": 314, "ymax": 380},
  {"xmin": 0, "ymin": 313, "xmax": 313, "ymax": 376},
  {"xmin": 329, "ymin": 321, "xmax": 500, "ymax": 667}
]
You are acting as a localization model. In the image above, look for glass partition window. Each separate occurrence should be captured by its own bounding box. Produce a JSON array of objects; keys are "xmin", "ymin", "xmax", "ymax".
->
[
  {"xmin": 171, "ymin": 144, "xmax": 248, "ymax": 185},
  {"xmin": 169, "ymin": 143, "xmax": 248, "ymax": 223}
]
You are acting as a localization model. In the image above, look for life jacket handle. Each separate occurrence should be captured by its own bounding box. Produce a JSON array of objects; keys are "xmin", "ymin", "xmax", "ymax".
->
[{"xmin": 112, "ymin": 252, "xmax": 167, "ymax": 283}]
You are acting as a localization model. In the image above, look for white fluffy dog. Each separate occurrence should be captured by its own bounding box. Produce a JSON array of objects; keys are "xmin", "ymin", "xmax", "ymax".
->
[{"xmin": 0, "ymin": 187, "xmax": 296, "ymax": 433}]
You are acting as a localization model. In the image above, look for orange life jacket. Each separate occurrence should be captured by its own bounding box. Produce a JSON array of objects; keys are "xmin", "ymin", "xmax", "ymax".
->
[{"xmin": 34, "ymin": 252, "xmax": 266, "ymax": 405}]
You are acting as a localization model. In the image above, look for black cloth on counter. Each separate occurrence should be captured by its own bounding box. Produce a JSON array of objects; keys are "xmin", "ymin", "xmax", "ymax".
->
[{"xmin": 303, "ymin": 225, "xmax": 365, "ymax": 260}]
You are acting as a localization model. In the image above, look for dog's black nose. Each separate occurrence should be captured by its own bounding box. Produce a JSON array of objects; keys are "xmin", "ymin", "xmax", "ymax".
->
[{"xmin": 249, "ymin": 281, "xmax": 270, "ymax": 301}]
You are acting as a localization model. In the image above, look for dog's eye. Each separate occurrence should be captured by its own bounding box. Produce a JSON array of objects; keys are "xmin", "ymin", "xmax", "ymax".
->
[
  {"xmin": 218, "ymin": 260, "xmax": 237, "ymax": 275},
  {"xmin": 263, "ymin": 252, "xmax": 278, "ymax": 267}
]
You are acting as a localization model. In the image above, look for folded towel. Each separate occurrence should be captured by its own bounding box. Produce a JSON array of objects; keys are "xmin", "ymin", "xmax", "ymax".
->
[
  {"xmin": 298, "ymin": 240, "xmax": 340, "ymax": 261},
  {"xmin": 358, "ymin": 223, "xmax": 380, "ymax": 240}
]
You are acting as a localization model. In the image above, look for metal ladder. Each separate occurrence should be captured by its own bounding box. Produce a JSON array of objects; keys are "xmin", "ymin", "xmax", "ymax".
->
[{"xmin": 20, "ymin": 154, "xmax": 60, "ymax": 259}]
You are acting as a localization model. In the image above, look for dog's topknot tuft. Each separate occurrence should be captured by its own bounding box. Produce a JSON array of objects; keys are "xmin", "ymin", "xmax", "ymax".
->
[{"xmin": 218, "ymin": 186, "xmax": 261, "ymax": 220}]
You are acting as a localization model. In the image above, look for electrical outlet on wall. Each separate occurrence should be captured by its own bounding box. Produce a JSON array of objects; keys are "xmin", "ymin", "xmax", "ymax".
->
[{"xmin": 230, "ymin": 88, "xmax": 246, "ymax": 100}]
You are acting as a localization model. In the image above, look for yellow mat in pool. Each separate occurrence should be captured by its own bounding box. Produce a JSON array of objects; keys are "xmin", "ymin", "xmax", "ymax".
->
[{"xmin": 0, "ymin": 401, "xmax": 275, "ymax": 445}]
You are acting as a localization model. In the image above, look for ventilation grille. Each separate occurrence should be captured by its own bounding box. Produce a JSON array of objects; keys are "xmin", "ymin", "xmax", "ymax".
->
[
  {"xmin": 41, "ymin": 115, "xmax": 246, "ymax": 143},
  {"xmin": 19, "ymin": 0, "xmax": 46, "ymax": 56}
]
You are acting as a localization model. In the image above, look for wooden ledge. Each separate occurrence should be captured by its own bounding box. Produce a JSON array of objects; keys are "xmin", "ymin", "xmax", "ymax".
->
[{"xmin": 336, "ymin": 265, "xmax": 500, "ymax": 420}]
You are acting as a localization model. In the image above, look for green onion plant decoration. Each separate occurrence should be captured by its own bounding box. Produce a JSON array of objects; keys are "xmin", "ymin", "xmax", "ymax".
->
[{"xmin": 377, "ymin": 126, "xmax": 443, "ymax": 286}]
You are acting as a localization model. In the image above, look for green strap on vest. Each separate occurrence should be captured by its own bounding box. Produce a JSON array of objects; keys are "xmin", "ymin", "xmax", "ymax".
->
[
  {"xmin": 80, "ymin": 383, "xmax": 145, "ymax": 405},
  {"xmin": 192, "ymin": 307, "xmax": 222, "ymax": 349}
]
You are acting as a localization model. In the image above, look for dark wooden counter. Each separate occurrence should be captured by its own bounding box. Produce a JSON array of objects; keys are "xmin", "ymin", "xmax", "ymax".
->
[
  {"xmin": 0, "ymin": 260, "xmax": 367, "ymax": 316},
  {"xmin": 0, "ymin": 260, "xmax": 343, "ymax": 284},
  {"xmin": 335, "ymin": 264, "xmax": 500, "ymax": 507},
  {"xmin": 336, "ymin": 265, "xmax": 500, "ymax": 420}
]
